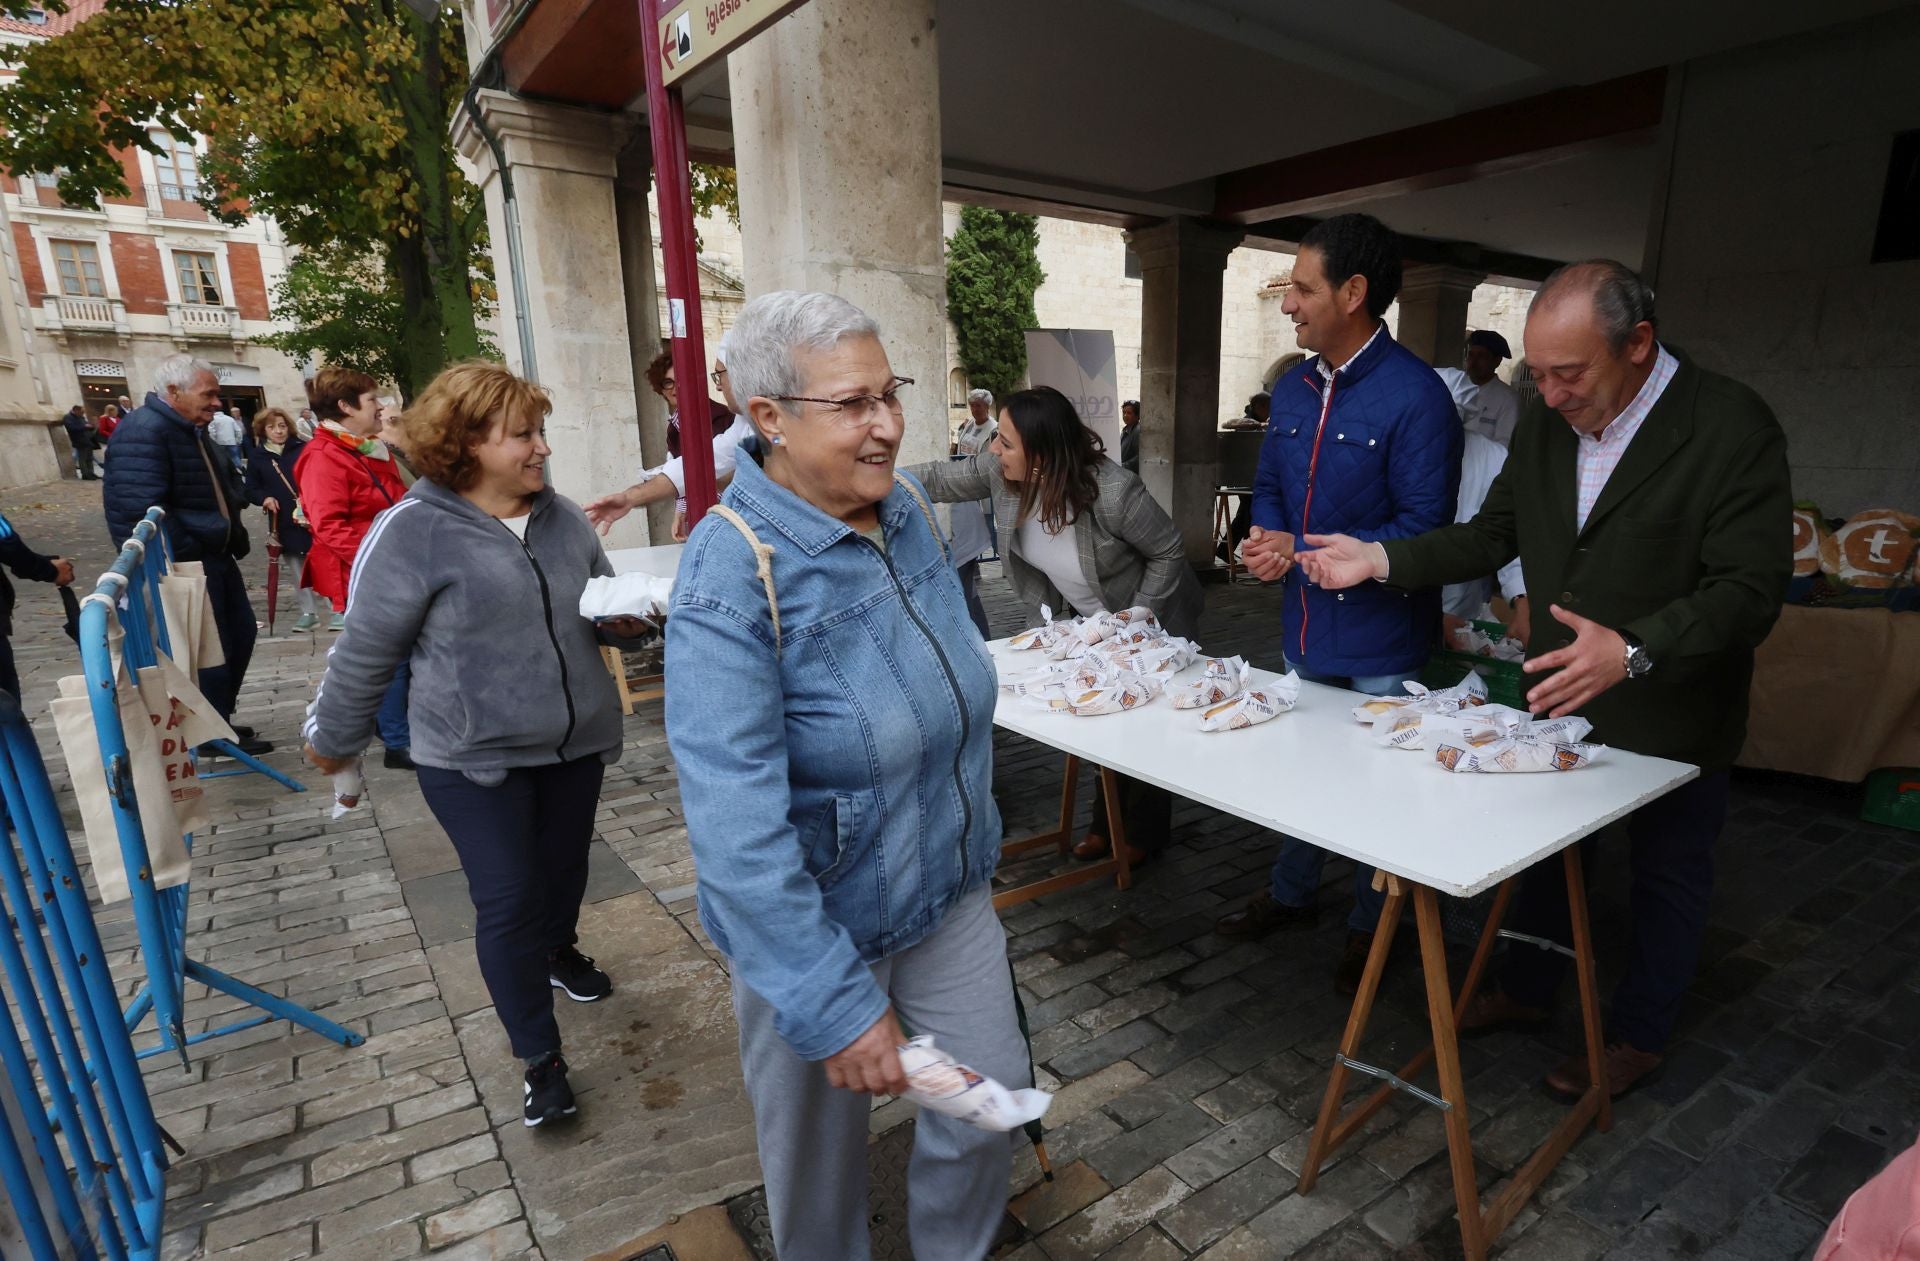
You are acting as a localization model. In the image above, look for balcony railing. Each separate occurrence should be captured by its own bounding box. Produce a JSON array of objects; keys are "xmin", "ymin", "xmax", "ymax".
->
[
  {"xmin": 38, "ymin": 294, "xmax": 129, "ymax": 342},
  {"xmin": 167, "ymin": 301, "xmax": 244, "ymax": 341}
]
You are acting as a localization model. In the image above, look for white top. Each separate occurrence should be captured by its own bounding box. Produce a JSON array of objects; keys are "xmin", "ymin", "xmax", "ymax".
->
[
  {"xmin": 1016, "ymin": 516, "xmax": 1104, "ymax": 616},
  {"xmin": 651, "ymin": 413, "xmax": 755, "ymax": 497},
  {"xmin": 1437, "ymin": 368, "xmax": 1521, "ymax": 448},
  {"xmin": 499, "ymin": 513, "xmax": 531, "ymax": 540},
  {"xmin": 207, "ymin": 412, "xmax": 245, "ymax": 447},
  {"xmin": 1442, "ymin": 431, "xmax": 1527, "ymax": 619},
  {"xmin": 988, "ymin": 640, "xmax": 1696, "ymax": 896}
]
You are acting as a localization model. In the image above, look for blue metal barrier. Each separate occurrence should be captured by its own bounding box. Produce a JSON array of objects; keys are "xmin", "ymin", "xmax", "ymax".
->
[
  {"xmin": 0, "ymin": 689, "xmax": 167, "ymax": 1260},
  {"xmin": 78, "ymin": 510, "xmax": 362, "ymax": 1066}
]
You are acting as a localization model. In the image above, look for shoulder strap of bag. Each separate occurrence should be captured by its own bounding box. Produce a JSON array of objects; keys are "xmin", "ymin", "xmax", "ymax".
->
[
  {"xmin": 891, "ymin": 471, "xmax": 948, "ymax": 564},
  {"xmin": 707, "ymin": 504, "xmax": 782, "ymax": 658}
]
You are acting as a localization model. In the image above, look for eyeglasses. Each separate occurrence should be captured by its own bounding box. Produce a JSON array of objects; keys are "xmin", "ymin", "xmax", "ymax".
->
[
  {"xmin": 662, "ymin": 377, "xmax": 677, "ymax": 392},
  {"xmin": 772, "ymin": 377, "xmax": 914, "ymax": 429},
  {"xmin": 710, "ymin": 367, "xmax": 728, "ymax": 388}
]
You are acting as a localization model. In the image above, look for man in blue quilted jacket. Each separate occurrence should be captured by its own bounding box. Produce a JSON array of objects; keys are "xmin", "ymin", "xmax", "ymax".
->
[
  {"xmin": 103, "ymin": 354, "xmax": 270, "ymax": 753},
  {"xmin": 1215, "ymin": 214, "xmax": 1462, "ymax": 994}
]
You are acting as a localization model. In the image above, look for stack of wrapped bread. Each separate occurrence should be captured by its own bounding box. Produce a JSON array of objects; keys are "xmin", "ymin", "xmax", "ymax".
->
[{"xmin": 1355, "ymin": 678, "xmax": 1602, "ymax": 772}]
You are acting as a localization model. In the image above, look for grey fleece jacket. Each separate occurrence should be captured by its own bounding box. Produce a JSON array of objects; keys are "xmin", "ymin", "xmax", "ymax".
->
[{"xmin": 304, "ymin": 479, "xmax": 624, "ymax": 776}]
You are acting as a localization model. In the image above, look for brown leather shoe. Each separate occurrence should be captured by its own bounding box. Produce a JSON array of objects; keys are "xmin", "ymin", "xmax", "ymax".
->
[
  {"xmin": 1545, "ymin": 1041, "xmax": 1662, "ymax": 1102},
  {"xmin": 1071, "ymin": 832, "xmax": 1110, "ymax": 861},
  {"xmin": 1071, "ymin": 833, "xmax": 1155, "ymax": 867},
  {"xmin": 1457, "ymin": 988, "xmax": 1552, "ymax": 1038},
  {"xmin": 1335, "ymin": 930, "xmax": 1377, "ymax": 997},
  {"xmin": 1214, "ymin": 890, "xmax": 1316, "ymax": 940}
]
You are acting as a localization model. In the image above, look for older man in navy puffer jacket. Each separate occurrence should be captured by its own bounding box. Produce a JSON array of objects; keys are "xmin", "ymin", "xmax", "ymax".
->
[
  {"xmin": 1215, "ymin": 214, "xmax": 1462, "ymax": 994},
  {"xmin": 103, "ymin": 354, "xmax": 265, "ymax": 747}
]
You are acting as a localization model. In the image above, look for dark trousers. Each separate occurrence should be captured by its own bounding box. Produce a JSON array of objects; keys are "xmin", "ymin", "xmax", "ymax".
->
[
  {"xmin": 1502, "ymin": 770, "xmax": 1729, "ymax": 1053},
  {"xmin": 1087, "ymin": 772, "xmax": 1173, "ymax": 853},
  {"xmin": 0, "ymin": 634, "xmax": 17, "ymax": 701},
  {"xmin": 72, "ymin": 444, "xmax": 97, "ymax": 480},
  {"xmin": 955, "ymin": 561, "xmax": 990, "ymax": 638},
  {"xmin": 418, "ymin": 756, "xmax": 607, "ymax": 1059},
  {"xmin": 196, "ymin": 558, "xmax": 257, "ymax": 721}
]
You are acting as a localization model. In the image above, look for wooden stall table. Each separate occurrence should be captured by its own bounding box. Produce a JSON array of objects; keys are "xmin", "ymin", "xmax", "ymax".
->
[
  {"xmin": 600, "ymin": 544, "xmax": 684, "ymax": 712},
  {"xmin": 985, "ymin": 638, "xmax": 1696, "ymax": 1258}
]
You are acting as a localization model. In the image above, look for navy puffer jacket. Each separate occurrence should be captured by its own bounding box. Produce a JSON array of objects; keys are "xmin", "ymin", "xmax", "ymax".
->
[
  {"xmin": 102, "ymin": 393, "xmax": 250, "ymax": 564},
  {"xmin": 1252, "ymin": 328, "xmax": 1461, "ymax": 678}
]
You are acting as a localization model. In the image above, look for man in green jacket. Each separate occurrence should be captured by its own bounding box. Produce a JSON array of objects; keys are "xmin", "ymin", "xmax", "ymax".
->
[{"xmin": 1300, "ymin": 260, "xmax": 1791, "ymax": 1101}]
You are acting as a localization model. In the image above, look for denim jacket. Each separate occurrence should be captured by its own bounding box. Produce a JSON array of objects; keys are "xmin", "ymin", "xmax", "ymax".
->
[{"xmin": 664, "ymin": 454, "xmax": 1002, "ymax": 1061}]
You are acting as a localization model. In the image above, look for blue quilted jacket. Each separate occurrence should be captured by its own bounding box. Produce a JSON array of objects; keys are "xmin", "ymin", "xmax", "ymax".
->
[
  {"xmin": 102, "ymin": 393, "xmax": 248, "ymax": 565},
  {"xmin": 1252, "ymin": 328, "xmax": 1461, "ymax": 677}
]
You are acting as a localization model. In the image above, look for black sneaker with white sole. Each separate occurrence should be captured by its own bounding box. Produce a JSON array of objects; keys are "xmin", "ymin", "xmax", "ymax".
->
[
  {"xmin": 548, "ymin": 945, "xmax": 612, "ymax": 1002},
  {"xmin": 523, "ymin": 1052, "xmax": 577, "ymax": 1127}
]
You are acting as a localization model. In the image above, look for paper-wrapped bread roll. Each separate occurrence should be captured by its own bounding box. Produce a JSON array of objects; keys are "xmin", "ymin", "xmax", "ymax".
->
[
  {"xmin": 1198, "ymin": 671, "xmax": 1300, "ymax": 731},
  {"xmin": 1172, "ymin": 656, "xmax": 1250, "ymax": 709}
]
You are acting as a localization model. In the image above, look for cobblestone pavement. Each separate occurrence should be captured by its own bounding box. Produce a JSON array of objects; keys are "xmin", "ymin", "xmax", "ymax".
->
[{"xmin": 4, "ymin": 474, "xmax": 1914, "ymax": 1260}]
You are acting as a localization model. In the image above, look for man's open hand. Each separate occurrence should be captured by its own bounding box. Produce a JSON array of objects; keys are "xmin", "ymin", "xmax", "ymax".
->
[
  {"xmin": 1297, "ymin": 534, "xmax": 1385, "ymax": 589},
  {"xmin": 583, "ymin": 492, "xmax": 633, "ymax": 537},
  {"xmin": 1521, "ymin": 604, "xmax": 1627, "ymax": 717}
]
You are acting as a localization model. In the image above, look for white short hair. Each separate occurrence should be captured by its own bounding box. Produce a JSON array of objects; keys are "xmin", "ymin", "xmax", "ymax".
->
[
  {"xmin": 726, "ymin": 291, "xmax": 882, "ymax": 415},
  {"xmin": 968, "ymin": 388, "xmax": 993, "ymax": 407},
  {"xmin": 153, "ymin": 353, "xmax": 217, "ymax": 397}
]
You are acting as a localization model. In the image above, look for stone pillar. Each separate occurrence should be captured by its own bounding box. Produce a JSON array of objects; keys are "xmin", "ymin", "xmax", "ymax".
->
[
  {"xmin": 727, "ymin": 0, "xmax": 948, "ymax": 470},
  {"xmin": 614, "ymin": 135, "xmax": 672, "ymax": 543},
  {"xmin": 1127, "ymin": 217, "xmax": 1244, "ymax": 570},
  {"xmin": 453, "ymin": 90, "xmax": 650, "ymax": 547},
  {"xmin": 1395, "ymin": 264, "xmax": 1485, "ymax": 369}
]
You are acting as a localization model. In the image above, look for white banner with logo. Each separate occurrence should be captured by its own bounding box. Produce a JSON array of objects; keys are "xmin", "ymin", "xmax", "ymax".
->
[{"xmin": 1024, "ymin": 329, "xmax": 1121, "ymax": 457}]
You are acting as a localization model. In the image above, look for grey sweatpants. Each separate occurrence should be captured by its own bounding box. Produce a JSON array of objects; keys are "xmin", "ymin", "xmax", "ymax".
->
[{"xmin": 731, "ymin": 885, "xmax": 1029, "ymax": 1261}]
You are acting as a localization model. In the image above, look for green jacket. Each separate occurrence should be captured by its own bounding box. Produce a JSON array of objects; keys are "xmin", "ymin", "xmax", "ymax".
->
[{"xmin": 1383, "ymin": 349, "xmax": 1791, "ymax": 770}]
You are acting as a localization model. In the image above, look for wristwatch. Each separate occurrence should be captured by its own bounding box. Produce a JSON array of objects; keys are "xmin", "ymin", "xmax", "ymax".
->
[{"xmin": 1621, "ymin": 631, "xmax": 1653, "ymax": 679}]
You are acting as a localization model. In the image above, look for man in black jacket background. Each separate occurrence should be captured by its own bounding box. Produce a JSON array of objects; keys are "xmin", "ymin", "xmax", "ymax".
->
[
  {"xmin": 0, "ymin": 508, "xmax": 74, "ymax": 700},
  {"xmin": 102, "ymin": 354, "xmax": 269, "ymax": 753},
  {"xmin": 61, "ymin": 404, "xmax": 99, "ymax": 481}
]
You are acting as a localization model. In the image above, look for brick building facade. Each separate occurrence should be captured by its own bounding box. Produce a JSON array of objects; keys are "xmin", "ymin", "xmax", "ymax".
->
[{"xmin": 0, "ymin": 0, "xmax": 310, "ymax": 439}]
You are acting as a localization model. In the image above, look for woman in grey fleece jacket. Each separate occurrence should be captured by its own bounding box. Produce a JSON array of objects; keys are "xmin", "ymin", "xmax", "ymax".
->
[{"xmin": 303, "ymin": 363, "xmax": 646, "ymax": 1128}]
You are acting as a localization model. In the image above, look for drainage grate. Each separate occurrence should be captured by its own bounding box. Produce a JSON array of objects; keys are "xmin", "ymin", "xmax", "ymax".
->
[
  {"xmin": 633, "ymin": 1247, "xmax": 676, "ymax": 1261},
  {"xmin": 727, "ymin": 1122, "xmax": 919, "ymax": 1259}
]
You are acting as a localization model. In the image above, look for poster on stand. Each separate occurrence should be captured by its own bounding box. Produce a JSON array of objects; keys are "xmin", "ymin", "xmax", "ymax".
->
[{"xmin": 1025, "ymin": 329, "xmax": 1121, "ymax": 455}]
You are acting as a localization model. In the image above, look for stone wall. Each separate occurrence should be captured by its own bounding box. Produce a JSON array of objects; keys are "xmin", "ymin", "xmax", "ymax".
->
[{"xmin": 1653, "ymin": 8, "xmax": 1920, "ymax": 515}]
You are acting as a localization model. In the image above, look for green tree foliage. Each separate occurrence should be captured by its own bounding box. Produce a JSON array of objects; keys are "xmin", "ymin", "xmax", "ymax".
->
[
  {"xmin": 945, "ymin": 206, "xmax": 1044, "ymax": 400},
  {"xmin": 0, "ymin": 0, "xmax": 486, "ymax": 397}
]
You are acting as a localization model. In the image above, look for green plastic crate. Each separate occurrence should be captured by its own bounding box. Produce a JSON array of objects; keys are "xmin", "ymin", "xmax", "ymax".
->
[
  {"xmin": 1863, "ymin": 768, "xmax": 1920, "ymax": 833},
  {"xmin": 1419, "ymin": 620, "xmax": 1528, "ymax": 708}
]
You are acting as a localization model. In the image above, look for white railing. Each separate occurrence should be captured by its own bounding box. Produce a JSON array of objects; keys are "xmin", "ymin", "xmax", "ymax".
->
[
  {"xmin": 55, "ymin": 295, "xmax": 116, "ymax": 326},
  {"xmin": 167, "ymin": 301, "xmax": 242, "ymax": 339},
  {"xmin": 38, "ymin": 294, "xmax": 129, "ymax": 342}
]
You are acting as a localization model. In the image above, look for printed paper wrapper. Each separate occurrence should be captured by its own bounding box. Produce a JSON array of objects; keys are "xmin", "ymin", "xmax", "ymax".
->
[
  {"xmin": 1374, "ymin": 703, "xmax": 1555, "ymax": 750},
  {"xmin": 1172, "ymin": 656, "xmax": 1250, "ymax": 709},
  {"xmin": 1447, "ymin": 623, "xmax": 1526, "ymax": 662},
  {"xmin": 898, "ymin": 1036, "xmax": 1050, "ymax": 1132},
  {"xmin": 1008, "ymin": 604, "xmax": 1071, "ymax": 652},
  {"xmin": 1351, "ymin": 674, "xmax": 1489, "ymax": 725},
  {"xmin": 1431, "ymin": 713, "xmax": 1602, "ymax": 773},
  {"xmin": 1049, "ymin": 677, "xmax": 1163, "ymax": 716},
  {"xmin": 1198, "ymin": 672, "xmax": 1300, "ymax": 731}
]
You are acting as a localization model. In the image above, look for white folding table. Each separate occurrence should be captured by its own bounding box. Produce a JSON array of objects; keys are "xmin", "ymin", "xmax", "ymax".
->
[
  {"xmin": 986, "ymin": 638, "xmax": 1697, "ymax": 1259},
  {"xmin": 599, "ymin": 544, "xmax": 684, "ymax": 711}
]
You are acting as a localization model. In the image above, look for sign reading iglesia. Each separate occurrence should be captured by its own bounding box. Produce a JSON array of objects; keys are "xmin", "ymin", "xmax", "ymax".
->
[{"xmin": 657, "ymin": 0, "xmax": 808, "ymax": 86}]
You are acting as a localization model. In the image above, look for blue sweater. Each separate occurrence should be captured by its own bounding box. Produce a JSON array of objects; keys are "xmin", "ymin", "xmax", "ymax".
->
[{"xmin": 1252, "ymin": 328, "xmax": 1461, "ymax": 678}]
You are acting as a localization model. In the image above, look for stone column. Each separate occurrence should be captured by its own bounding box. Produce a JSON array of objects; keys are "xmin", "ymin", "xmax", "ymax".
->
[
  {"xmin": 727, "ymin": 0, "xmax": 948, "ymax": 470},
  {"xmin": 454, "ymin": 90, "xmax": 650, "ymax": 547},
  {"xmin": 614, "ymin": 135, "xmax": 672, "ymax": 543},
  {"xmin": 1395, "ymin": 264, "xmax": 1485, "ymax": 369},
  {"xmin": 1127, "ymin": 217, "xmax": 1244, "ymax": 570}
]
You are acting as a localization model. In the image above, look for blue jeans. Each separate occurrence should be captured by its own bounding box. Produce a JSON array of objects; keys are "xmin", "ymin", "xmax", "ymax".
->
[
  {"xmin": 376, "ymin": 659, "xmax": 411, "ymax": 751},
  {"xmin": 1268, "ymin": 658, "xmax": 1423, "ymax": 933}
]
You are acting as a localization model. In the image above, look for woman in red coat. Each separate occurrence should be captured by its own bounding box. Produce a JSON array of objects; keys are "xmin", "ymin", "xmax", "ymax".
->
[{"xmin": 294, "ymin": 366, "xmax": 414, "ymax": 767}]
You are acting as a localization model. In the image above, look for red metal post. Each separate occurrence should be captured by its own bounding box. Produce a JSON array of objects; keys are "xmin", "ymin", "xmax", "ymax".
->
[{"xmin": 638, "ymin": 0, "xmax": 718, "ymax": 527}]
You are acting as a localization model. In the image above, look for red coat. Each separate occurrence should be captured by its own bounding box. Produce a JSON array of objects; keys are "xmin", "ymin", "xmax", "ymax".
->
[{"xmin": 293, "ymin": 430, "xmax": 407, "ymax": 612}]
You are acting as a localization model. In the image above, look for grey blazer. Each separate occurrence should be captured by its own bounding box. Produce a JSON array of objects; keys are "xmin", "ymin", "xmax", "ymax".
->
[{"xmin": 908, "ymin": 453, "xmax": 1205, "ymax": 639}]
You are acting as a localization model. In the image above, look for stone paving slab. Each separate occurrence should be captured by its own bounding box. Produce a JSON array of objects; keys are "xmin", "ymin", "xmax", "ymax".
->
[{"xmin": 6, "ymin": 477, "xmax": 1916, "ymax": 1260}]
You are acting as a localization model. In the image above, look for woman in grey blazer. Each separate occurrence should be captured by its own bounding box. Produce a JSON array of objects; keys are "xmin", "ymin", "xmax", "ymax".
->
[{"xmin": 909, "ymin": 386, "xmax": 1203, "ymax": 863}]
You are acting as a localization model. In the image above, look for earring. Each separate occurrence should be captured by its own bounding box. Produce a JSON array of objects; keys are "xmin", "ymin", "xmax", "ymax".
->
[{"xmin": 769, "ymin": 435, "xmax": 781, "ymax": 446}]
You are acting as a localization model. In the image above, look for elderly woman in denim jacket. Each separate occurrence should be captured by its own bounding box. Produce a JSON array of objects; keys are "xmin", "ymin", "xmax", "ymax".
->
[{"xmin": 666, "ymin": 292, "xmax": 1024, "ymax": 1261}]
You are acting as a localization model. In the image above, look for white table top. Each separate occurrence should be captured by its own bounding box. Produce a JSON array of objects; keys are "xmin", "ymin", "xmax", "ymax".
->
[
  {"xmin": 606, "ymin": 543, "xmax": 684, "ymax": 581},
  {"xmin": 988, "ymin": 639, "xmax": 1697, "ymax": 897}
]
